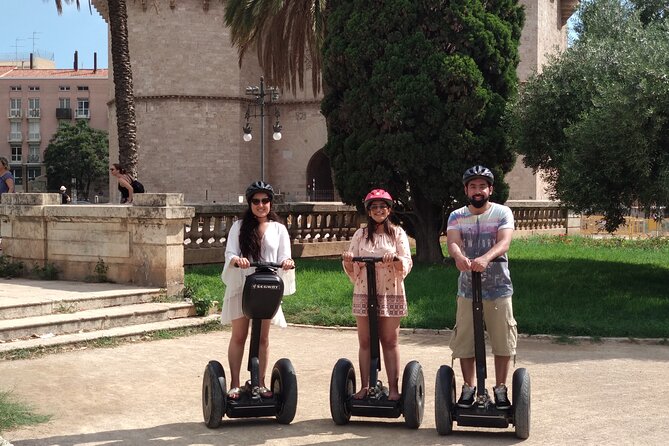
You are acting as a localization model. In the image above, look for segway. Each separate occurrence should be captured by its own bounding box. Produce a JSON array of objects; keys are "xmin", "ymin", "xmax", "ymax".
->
[
  {"xmin": 435, "ymin": 258, "xmax": 530, "ymax": 438},
  {"xmin": 202, "ymin": 262, "xmax": 297, "ymax": 428},
  {"xmin": 329, "ymin": 256, "xmax": 425, "ymax": 428}
]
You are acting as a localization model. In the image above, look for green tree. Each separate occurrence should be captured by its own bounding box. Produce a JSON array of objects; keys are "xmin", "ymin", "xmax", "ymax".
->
[
  {"xmin": 53, "ymin": 0, "xmax": 139, "ymax": 178},
  {"xmin": 629, "ymin": 0, "xmax": 668, "ymax": 24},
  {"xmin": 322, "ymin": 0, "xmax": 524, "ymax": 262},
  {"xmin": 511, "ymin": 0, "xmax": 669, "ymax": 231},
  {"xmin": 44, "ymin": 120, "xmax": 109, "ymax": 200}
]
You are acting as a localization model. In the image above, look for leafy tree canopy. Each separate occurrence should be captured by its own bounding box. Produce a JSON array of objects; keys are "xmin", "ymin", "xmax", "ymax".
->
[
  {"xmin": 44, "ymin": 120, "xmax": 109, "ymax": 200},
  {"xmin": 322, "ymin": 0, "xmax": 524, "ymax": 262},
  {"xmin": 511, "ymin": 0, "xmax": 669, "ymax": 231}
]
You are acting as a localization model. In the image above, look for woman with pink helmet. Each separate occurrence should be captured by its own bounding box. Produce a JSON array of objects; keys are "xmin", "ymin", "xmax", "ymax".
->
[{"xmin": 341, "ymin": 188, "xmax": 413, "ymax": 401}]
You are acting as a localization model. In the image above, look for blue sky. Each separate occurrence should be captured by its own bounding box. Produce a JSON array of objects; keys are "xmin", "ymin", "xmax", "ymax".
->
[{"xmin": 0, "ymin": 0, "xmax": 108, "ymax": 69}]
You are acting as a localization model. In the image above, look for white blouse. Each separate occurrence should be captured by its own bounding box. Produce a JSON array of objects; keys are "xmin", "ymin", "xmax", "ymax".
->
[{"xmin": 220, "ymin": 220, "xmax": 296, "ymax": 327}]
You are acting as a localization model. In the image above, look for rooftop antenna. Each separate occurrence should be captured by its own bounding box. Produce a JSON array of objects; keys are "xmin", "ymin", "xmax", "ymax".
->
[
  {"xmin": 12, "ymin": 38, "xmax": 24, "ymax": 63},
  {"xmin": 29, "ymin": 31, "xmax": 41, "ymax": 55}
]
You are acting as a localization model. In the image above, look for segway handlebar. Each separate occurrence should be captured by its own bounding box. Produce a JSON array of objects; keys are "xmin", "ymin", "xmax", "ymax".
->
[
  {"xmin": 467, "ymin": 256, "xmax": 507, "ymax": 263},
  {"xmin": 350, "ymin": 256, "xmax": 399, "ymax": 263},
  {"xmin": 234, "ymin": 261, "xmax": 295, "ymax": 269}
]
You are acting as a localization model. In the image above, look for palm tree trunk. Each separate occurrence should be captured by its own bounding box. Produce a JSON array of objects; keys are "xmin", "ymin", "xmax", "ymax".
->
[{"xmin": 107, "ymin": 0, "xmax": 138, "ymax": 178}]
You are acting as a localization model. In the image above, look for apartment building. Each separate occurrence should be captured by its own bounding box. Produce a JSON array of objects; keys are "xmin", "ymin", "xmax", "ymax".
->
[{"xmin": 0, "ymin": 61, "xmax": 108, "ymax": 191}]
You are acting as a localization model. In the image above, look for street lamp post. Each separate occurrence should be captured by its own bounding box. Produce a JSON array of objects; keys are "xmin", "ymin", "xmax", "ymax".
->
[{"xmin": 243, "ymin": 76, "xmax": 282, "ymax": 181}]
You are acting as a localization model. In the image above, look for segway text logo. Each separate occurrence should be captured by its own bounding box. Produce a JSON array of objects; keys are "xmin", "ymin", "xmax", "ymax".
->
[{"xmin": 252, "ymin": 284, "xmax": 280, "ymax": 290}]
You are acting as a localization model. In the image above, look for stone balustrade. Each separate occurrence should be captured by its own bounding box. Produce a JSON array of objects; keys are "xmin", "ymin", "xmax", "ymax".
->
[
  {"xmin": 184, "ymin": 200, "xmax": 575, "ymax": 265},
  {"xmin": 507, "ymin": 200, "xmax": 578, "ymax": 235},
  {"xmin": 184, "ymin": 203, "xmax": 363, "ymax": 265},
  {"xmin": 0, "ymin": 193, "xmax": 194, "ymax": 295},
  {"xmin": 0, "ymin": 196, "xmax": 575, "ymax": 275}
]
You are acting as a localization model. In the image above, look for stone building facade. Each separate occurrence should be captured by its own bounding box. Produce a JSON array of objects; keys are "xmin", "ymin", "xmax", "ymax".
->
[
  {"xmin": 0, "ymin": 60, "xmax": 108, "ymax": 194},
  {"xmin": 508, "ymin": 0, "xmax": 579, "ymax": 200},
  {"xmin": 92, "ymin": 0, "xmax": 578, "ymax": 204}
]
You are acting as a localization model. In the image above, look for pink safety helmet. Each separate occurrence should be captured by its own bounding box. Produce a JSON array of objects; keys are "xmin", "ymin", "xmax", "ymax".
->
[{"xmin": 363, "ymin": 188, "xmax": 393, "ymax": 208}]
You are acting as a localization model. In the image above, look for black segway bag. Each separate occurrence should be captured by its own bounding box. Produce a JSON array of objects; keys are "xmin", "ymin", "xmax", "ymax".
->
[{"xmin": 242, "ymin": 266, "xmax": 284, "ymax": 320}]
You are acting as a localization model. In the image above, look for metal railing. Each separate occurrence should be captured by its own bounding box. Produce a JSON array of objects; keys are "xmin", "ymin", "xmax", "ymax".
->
[
  {"xmin": 28, "ymin": 108, "xmax": 41, "ymax": 118},
  {"xmin": 8, "ymin": 109, "xmax": 21, "ymax": 118}
]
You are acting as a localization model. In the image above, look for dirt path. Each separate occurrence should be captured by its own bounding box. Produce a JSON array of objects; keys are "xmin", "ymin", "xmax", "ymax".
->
[{"xmin": 2, "ymin": 326, "xmax": 669, "ymax": 445}]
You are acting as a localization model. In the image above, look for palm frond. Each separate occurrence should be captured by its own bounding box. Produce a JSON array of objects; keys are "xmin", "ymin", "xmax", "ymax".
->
[{"xmin": 225, "ymin": 0, "xmax": 325, "ymax": 95}]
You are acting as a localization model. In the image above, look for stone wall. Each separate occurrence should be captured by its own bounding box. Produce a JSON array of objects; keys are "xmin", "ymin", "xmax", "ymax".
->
[
  {"xmin": 507, "ymin": 0, "xmax": 576, "ymax": 201},
  {"xmin": 93, "ymin": 0, "xmax": 326, "ymax": 204},
  {"xmin": 92, "ymin": 0, "xmax": 578, "ymax": 204},
  {"xmin": 0, "ymin": 193, "xmax": 194, "ymax": 295}
]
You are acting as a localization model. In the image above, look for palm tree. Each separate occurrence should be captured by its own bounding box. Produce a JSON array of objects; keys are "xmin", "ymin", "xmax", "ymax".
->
[
  {"xmin": 53, "ymin": 0, "xmax": 138, "ymax": 178},
  {"xmin": 224, "ymin": 0, "xmax": 326, "ymax": 95}
]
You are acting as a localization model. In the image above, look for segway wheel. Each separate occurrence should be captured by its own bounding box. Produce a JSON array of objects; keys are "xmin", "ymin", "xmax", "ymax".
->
[
  {"xmin": 271, "ymin": 358, "xmax": 298, "ymax": 424},
  {"xmin": 512, "ymin": 367, "xmax": 531, "ymax": 439},
  {"xmin": 329, "ymin": 358, "xmax": 356, "ymax": 425},
  {"xmin": 401, "ymin": 360, "xmax": 425, "ymax": 429},
  {"xmin": 434, "ymin": 365, "xmax": 456, "ymax": 435},
  {"xmin": 202, "ymin": 360, "xmax": 226, "ymax": 428}
]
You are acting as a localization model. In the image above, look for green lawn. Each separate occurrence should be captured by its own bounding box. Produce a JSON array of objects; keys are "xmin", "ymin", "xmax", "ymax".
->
[{"xmin": 186, "ymin": 235, "xmax": 669, "ymax": 339}]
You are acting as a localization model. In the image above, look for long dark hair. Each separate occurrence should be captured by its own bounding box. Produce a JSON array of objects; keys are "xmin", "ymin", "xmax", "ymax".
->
[
  {"xmin": 239, "ymin": 206, "xmax": 282, "ymax": 261},
  {"xmin": 112, "ymin": 163, "xmax": 127, "ymax": 174}
]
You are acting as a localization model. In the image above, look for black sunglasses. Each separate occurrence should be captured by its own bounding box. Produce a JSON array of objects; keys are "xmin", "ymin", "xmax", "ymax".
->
[{"xmin": 251, "ymin": 198, "xmax": 271, "ymax": 205}]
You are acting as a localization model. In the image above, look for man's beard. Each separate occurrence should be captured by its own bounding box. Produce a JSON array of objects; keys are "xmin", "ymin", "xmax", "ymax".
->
[{"xmin": 469, "ymin": 195, "xmax": 488, "ymax": 208}]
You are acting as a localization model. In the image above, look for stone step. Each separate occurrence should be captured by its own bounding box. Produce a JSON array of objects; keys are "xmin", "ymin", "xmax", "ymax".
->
[
  {"xmin": 0, "ymin": 302, "xmax": 197, "ymax": 342},
  {"xmin": 0, "ymin": 289, "xmax": 164, "ymax": 320},
  {"xmin": 0, "ymin": 314, "xmax": 221, "ymax": 354}
]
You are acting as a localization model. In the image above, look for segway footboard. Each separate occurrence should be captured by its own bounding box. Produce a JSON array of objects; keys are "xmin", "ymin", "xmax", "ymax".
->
[
  {"xmin": 454, "ymin": 405, "xmax": 512, "ymax": 428},
  {"xmin": 350, "ymin": 398, "xmax": 402, "ymax": 418},
  {"xmin": 226, "ymin": 396, "xmax": 278, "ymax": 418}
]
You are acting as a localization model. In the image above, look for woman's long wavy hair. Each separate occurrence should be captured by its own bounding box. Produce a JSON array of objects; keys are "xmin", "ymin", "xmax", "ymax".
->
[{"xmin": 239, "ymin": 204, "xmax": 282, "ymax": 261}]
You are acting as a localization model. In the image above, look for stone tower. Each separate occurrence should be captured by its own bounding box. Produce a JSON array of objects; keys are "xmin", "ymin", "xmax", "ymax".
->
[{"xmin": 92, "ymin": 0, "xmax": 578, "ymax": 203}]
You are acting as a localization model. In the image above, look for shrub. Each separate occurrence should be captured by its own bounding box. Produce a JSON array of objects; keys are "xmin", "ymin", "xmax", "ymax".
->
[{"xmin": 0, "ymin": 256, "xmax": 24, "ymax": 278}]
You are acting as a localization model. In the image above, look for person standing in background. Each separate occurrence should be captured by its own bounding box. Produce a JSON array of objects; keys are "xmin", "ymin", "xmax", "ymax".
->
[
  {"xmin": 59, "ymin": 186, "xmax": 71, "ymax": 204},
  {"xmin": 0, "ymin": 157, "xmax": 15, "ymax": 199}
]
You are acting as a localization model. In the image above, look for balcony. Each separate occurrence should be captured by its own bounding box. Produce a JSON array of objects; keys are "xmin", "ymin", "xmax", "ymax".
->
[
  {"xmin": 56, "ymin": 108, "xmax": 73, "ymax": 119},
  {"xmin": 27, "ymin": 154, "xmax": 41, "ymax": 163},
  {"xmin": 75, "ymin": 109, "xmax": 90, "ymax": 119},
  {"xmin": 8, "ymin": 132, "xmax": 22, "ymax": 142},
  {"xmin": 28, "ymin": 108, "xmax": 41, "ymax": 119},
  {"xmin": 27, "ymin": 132, "xmax": 41, "ymax": 142},
  {"xmin": 8, "ymin": 109, "xmax": 22, "ymax": 119}
]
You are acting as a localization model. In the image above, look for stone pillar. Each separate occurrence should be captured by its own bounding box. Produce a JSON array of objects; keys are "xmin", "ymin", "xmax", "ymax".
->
[
  {"xmin": 0, "ymin": 193, "xmax": 194, "ymax": 295},
  {"xmin": 566, "ymin": 210, "xmax": 582, "ymax": 235},
  {"xmin": 128, "ymin": 194, "xmax": 195, "ymax": 294}
]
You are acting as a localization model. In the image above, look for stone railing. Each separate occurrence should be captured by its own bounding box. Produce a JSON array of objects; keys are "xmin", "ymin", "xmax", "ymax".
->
[
  {"xmin": 184, "ymin": 203, "xmax": 362, "ymax": 265},
  {"xmin": 184, "ymin": 200, "xmax": 575, "ymax": 265},
  {"xmin": 507, "ymin": 200, "xmax": 576, "ymax": 235}
]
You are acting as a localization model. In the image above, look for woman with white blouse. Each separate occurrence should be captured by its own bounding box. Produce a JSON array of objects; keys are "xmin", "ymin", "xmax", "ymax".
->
[{"xmin": 220, "ymin": 181, "xmax": 295, "ymax": 400}]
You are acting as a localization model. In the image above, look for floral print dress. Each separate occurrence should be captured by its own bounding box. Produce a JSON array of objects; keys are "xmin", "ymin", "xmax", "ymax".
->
[{"xmin": 344, "ymin": 226, "xmax": 412, "ymax": 317}]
